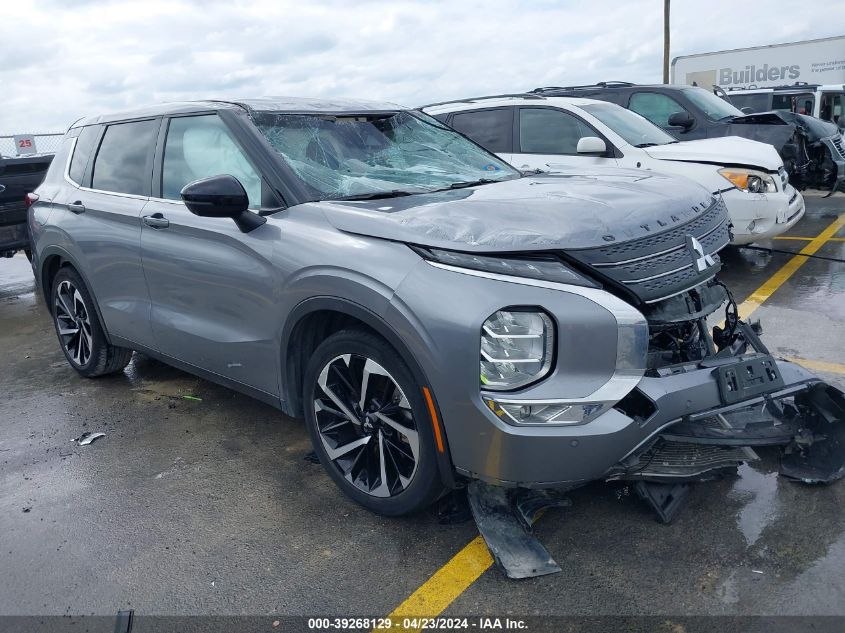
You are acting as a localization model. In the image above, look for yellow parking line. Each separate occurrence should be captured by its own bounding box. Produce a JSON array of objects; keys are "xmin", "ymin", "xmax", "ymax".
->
[
  {"xmin": 774, "ymin": 236, "xmax": 845, "ymax": 242},
  {"xmin": 383, "ymin": 536, "xmax": 493, "ymax": 631},
  {"xmin": 738, "ymin": 214, "xmax": 845, "ymax": 320},
  {"xmin": 785, "ymin": 357, "xmax": 845, "ymax": 376}
]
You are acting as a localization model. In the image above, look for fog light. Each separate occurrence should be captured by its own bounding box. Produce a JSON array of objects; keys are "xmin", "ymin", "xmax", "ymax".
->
[{"xmin": 484, "ymin": 397, "xmax": 609, "ymax": 425}]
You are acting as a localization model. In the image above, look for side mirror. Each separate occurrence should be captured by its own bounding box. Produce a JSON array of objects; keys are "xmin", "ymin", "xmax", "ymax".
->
[
  {"xmin": 180, "ymin": 174, "xmax": 266, "ymax": 233},
  {"xmin": 740, "ymin": 107, "xmax": 754, "ymax": 115},
  {"xmin": 667, "ymin": 111, "xmax": 694, "ymax": 130},
  {"xmin": 576, "ymin": 136, "xmax": 607, "ymax": 155}
]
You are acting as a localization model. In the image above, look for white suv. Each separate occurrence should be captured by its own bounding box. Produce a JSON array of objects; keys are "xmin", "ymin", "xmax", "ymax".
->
[{"xmin": 424, "ymin": 95, "xmax": 805, "ymax": 245}]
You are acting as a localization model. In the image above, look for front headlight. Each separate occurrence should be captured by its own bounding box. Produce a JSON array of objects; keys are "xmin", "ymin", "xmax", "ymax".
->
[
  {"xmin": 718, "ymin": 168, "xmax": 777, "ymax": 193},
  {"xmin": 480, "ymin": 309, "xmax": 554, "ymax": 390},
  {"xmin": 411, "ymin": 246, "xmax": 598, "ymax": 287}
]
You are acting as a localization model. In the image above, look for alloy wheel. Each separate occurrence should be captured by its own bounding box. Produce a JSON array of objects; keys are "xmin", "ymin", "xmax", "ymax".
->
[
  {"xmin": 54, "ymin": 279, "xmax": 93, "ymax": 366},
  {"xmin": 313, "ymin": 354, "xmax": 420, "ymax": 498}
]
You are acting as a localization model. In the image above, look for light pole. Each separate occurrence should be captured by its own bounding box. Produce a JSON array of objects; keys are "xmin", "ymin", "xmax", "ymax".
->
[{"xmin": 663, "ymin": 0, "xmax": 671, "ymax": 84}]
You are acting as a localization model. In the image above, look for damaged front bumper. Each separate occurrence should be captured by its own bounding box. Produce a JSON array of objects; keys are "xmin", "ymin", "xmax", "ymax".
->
[
  {"xmin": 468, "ymin": 326, "xmax": 845, "ymax": 579},
  {"xmin": 606, "ymin": 358, "xmax": 845, "ymax": 485}
]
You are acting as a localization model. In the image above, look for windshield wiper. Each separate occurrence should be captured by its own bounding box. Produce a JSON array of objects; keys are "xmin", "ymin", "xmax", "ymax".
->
[
  {"xmin": 633, "ymin": 142, "xmax": 659, "ymax": 148},
  {"xmin": 336, "ymin": 190, "xmax": 418, "ymax": 201},
  {"xmin": 445, "ymin": 178, "xmax": 499, "ymax": 190}
]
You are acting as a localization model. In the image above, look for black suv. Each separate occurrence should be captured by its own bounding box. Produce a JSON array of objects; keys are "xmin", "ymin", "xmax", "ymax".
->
[{"xmin": 530, "ymin": 82, "xmax": 845, "ymax": 193}]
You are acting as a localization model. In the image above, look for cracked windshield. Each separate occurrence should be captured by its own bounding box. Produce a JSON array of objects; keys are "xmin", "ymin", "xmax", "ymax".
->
[{"xmin": 252, "ymin": 110, "xmax": 518, "ymax": 201}]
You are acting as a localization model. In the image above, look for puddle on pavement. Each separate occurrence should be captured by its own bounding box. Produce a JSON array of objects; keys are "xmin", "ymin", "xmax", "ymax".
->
[{"xmin": 730, "ymin": 462, "xmax": 782, "ymax": 547}]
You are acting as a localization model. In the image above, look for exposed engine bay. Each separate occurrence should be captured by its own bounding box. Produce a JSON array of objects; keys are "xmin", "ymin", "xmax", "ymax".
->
[{"xmin": 725, "ymin": 110, "xmax": 845, "ymax": 194}]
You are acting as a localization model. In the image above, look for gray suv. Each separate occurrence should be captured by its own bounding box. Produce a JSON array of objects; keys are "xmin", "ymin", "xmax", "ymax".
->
[{"xmin": 30, "ymin": 98, "xmax": 844, "ymax": 526}]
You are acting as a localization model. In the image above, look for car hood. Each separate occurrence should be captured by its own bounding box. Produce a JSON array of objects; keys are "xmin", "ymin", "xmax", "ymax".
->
[
  {"xmin": 315, "ymin": 167, "xmax": 716, "ymax": 253},
  {"xmin": 643, "ymin": 137, "xmax": 783, "ymax": 171}
]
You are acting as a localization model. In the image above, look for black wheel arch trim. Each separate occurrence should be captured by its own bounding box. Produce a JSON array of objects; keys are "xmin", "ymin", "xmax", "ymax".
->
[
  {"xmin": 281, "ymin": 295, "xmax": 456, "ymax": 488},
  {"xmin": 37, "ymin": 245, "xmax": 113, "ymax": 345}
]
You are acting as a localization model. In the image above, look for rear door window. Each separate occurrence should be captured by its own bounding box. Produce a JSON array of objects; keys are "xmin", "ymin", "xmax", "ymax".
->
[
  {"xmin": 518, "ymin": 107, "xmax": 595, "ymax": 154},
  {"xmin": 821, "ymin": 93, "xmax": 843, "ymax": 124},
  {"xmin": 628, "ymin": 92, "xmax": 688, "ymax": 127},
  {"xmin": 772, "ymin": 93, "xmax": 815, "ymax": 115},
  {"xmin": 449, "ymin": 108, "xmax": 513, "ymax": 153},
  {"xmin": 161, "ymin": 114, "xmax": 262, "ymax": 208},
  {"xmin": 91, "ymin": 120, "xmax": 158, "ymax": 196},
  {"xmin": 68, "ymin": 125, "xmax": 101, "ymax": 185}
]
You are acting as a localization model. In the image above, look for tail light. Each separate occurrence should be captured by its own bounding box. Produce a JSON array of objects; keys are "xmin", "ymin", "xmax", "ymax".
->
[{"xmin": 25, "ymin": 193, "xmax": 39, "ymax": 208}]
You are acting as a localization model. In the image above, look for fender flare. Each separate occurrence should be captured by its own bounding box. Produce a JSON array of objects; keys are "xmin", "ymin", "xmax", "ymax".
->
[
  {"xmin": 280, "ymin": 295, "xmax": 455, "ymax": 487},
  {"xmin": 37, "ymin": 245, "xmax": 113, "ymax": 344}
]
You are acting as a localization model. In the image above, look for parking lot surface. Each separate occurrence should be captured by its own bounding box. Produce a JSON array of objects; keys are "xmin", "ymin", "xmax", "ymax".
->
[{"xmin": 1, "ymin": 194, "xmax": 844, "ymax": 619}]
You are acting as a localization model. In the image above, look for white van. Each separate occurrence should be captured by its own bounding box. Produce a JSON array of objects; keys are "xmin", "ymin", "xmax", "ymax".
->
[{"xmin": 722, "ymin": 84, "xmax": 845, "ymax": 127}]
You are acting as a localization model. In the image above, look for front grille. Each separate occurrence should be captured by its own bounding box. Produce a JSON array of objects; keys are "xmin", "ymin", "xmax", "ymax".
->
[
  {"xmin": 568, "ymin": 199, "xmax": 731, "ymax": 304},
  {"xmin": 634, "ymin": 439, "xmax": 750, "ymax": 478},
  {"xmin": 0, "ymin": 202, "xmax": 27, "ymax": 225},
  {"xmin": 833, "ymin": 136, "xmax": 845, "ymax": 160}
]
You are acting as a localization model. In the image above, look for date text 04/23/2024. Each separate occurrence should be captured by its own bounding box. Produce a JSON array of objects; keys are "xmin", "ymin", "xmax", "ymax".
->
[{"xmin": 306, "ymin": 617, "xmax": 528, "ymax": 630}]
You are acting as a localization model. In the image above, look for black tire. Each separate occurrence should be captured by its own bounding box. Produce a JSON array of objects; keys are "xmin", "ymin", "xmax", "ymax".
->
[
  {"xmin": 51, "ymin": 267, "xmax": 133, "ymax": 377},
  {"xmin": 303, "ymin": 328, "xmax": 444, "ymax": 516}
]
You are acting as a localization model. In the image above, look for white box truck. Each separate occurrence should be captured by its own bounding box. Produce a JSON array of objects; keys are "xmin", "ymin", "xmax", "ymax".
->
[{"xmin": 672, "ymin": 36, "xmax": 845, "ymax": 90}]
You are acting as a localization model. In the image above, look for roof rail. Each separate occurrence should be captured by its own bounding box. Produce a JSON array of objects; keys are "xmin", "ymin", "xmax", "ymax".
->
[
  {"xmin": 420, "ymin": 93, "xmax": 545, "ymax": 109},
  {"xmin": 724, "ymin": 82, "xmax": 822, "ymax": 92},
  {"xmin": 530, "ymin": 81, "xmax": 637, "ymax": 93}
]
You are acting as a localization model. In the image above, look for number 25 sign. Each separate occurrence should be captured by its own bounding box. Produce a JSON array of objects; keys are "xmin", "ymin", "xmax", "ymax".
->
[{"xmin": 14, "ymin": 135, "xmax": 37, "ymax": 155}]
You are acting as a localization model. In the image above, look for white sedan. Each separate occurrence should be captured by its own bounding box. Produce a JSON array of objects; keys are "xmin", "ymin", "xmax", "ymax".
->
[{"xmin": 424, "ymin": 96, "xmax": 805, "ymax": 244}]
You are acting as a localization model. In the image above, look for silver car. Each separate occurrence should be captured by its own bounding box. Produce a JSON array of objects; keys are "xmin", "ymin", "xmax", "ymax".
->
[{"xmin": 29, "ymin": 98, "xmax": 845, "ymax": 545}]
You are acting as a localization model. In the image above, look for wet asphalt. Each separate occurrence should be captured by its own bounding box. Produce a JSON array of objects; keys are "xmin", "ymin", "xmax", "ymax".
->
[{"xmin": 1, "ymin": 194, "xmax": 844, "ymax": 618}]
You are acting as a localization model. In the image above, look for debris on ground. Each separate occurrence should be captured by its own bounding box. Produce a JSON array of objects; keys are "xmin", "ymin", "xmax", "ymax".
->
[
  {"xmin": 22, "ymin": 507, "xmax": 31, "ymax": 513},
  {"xmin": 72, "ymin": 431, "xmax": 105, "ymax": 446},
  {"xmin": 437, "ymin": 488, "xmax": 473, "ymax": 524},
  {"xmin": 303, "ymin": 450, "xmax": 320, "ymax": 464},
  {"xmin": 182, "ymin": 395, "xmax": 202, "ymax": 402}
]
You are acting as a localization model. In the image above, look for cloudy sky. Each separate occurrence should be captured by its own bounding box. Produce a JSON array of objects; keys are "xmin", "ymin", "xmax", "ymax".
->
[{"xmin": 1, "ymin": 0, "xmax": 843, "ymax": 132}]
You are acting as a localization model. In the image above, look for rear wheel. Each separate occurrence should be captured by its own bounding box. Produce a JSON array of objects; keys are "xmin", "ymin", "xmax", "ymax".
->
[
  {"xmin": 51, "ymin": 267, "xmax": 132, "ymax": 377},
  {"xmin": 303, "ymin": 329, "xmax": 444, "ymax": 515}
]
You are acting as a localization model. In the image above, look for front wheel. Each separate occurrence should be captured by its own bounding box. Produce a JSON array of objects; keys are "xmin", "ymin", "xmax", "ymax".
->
[{"xmin": 303, "ymin": 329, "xmax": 444, "ymax": 516}]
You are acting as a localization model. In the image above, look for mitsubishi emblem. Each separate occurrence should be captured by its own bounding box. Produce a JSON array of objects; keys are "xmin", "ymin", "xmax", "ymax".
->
[{"xmin": 686, "ymin": 235, "xmax": 715, "ymax": 273}]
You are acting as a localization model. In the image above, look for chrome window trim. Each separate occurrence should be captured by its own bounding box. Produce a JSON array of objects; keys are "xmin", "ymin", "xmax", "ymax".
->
[
  {"xmin": 62, "ymin": 137, "xmax": 79, "ymax": 186},
  {"xmin": 64, "ymin": 138, "xmax": 151, "ymax": 201}
]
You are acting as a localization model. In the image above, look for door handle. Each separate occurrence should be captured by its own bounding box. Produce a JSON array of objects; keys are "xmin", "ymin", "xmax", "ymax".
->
[
  {"xmin": 142, "ymin": 213, "xmax": 170, "ymax": 229},
  {"xmin": 68, "ymin": 201, "xmax": 85, "ymax": 214}
]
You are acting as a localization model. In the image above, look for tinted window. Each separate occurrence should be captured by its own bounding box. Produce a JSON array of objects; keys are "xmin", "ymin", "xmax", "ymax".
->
[
  {"xmin": 162, "ymin": 115, "xmax": 262, "ymax": 208},
  {"xmin": 629, "ymin": 92, "xmax": 688, "ymax": 127},
  {"xmin": 92, "ymin": 120, "xmax": 158, "ymax": 195},
  {"xmin": 519, "ymin": 108, "xmax": 594, "ymax": 154},
  {"xmin": 68, "ymin": 126, "xmax": 100, "ymax": 185},
  {"xmin": 728, "ymin": 93, "xmax": 771, "ymax": 114},
  {"xmin": 449, "ymin": 108, "xmax": 512, "ymax": 153}
]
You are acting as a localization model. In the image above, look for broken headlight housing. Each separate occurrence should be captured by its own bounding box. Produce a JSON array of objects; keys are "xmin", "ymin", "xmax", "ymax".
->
[
  {"xmin": 480, "ymin": 309, "xmax": 554, "ymax": 391},
  {"xmin": 718, "ymin": 167, "xmax": 778, "ymax": 193}
]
